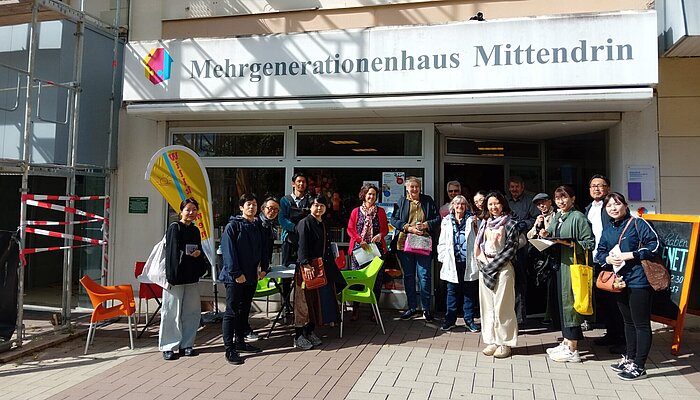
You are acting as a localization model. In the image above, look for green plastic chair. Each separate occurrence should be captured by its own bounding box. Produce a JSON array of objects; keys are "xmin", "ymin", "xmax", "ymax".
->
[
  {"xmin": 340, "ymin": 256, "xmax": 385, "ymax": 338},
  {"xmin": 254, "ymin": 277, "xmax": 280, "ymax": 317}
]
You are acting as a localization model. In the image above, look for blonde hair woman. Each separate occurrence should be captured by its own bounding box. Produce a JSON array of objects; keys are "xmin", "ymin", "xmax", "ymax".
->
[{"xmin": 389, "ymin": 177, "xmax": 440, "ymax": 321}]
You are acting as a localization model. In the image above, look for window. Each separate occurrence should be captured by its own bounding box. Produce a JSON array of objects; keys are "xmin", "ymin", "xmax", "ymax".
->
[
  {"xmin": 297, "ymin": 130, "xmax": 422, "ymax": 157},
  {"xmin": 446, "ymin": 139, "xmax": 539, "ymax": 158},
  {"xmin": 173, "ymin": 132, "xmax": 284, "ymax": 157}
]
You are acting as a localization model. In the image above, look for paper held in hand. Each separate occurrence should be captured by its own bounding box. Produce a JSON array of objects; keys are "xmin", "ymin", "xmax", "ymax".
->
[
  {"xmin": 529, "ymin": 238, "xmax": 555, "ymax": 252},
  {"xmin": 352, "ymin": 243, "xmax": 381, "ymax": 266}
]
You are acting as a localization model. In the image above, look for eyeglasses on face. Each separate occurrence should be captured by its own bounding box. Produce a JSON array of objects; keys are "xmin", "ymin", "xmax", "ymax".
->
[
  {"xmin": 448, "ymin": 189, "xmax": 460, "ymax": 193},
  {"xmin": 589, "ymin": 184, "xmax": 608, "ymax": 189},
  {"xmin": 265, "ymin": 206, "xmax": 280, "ymax": 212}
]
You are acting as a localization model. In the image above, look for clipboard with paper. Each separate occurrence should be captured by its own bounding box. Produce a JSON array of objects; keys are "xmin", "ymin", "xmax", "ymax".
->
[
  {"xmin": 529, "ymin": 237, "xmax": 572, "ymax": 252},
  {"xmin": 352, "ymin": 242, "xmax": 381, "ymax": 266}
]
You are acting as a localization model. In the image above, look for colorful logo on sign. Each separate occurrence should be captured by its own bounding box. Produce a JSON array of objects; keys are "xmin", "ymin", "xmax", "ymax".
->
[{"xmin": 143, "ymin": 48, "xmax": 173, "ymax": 85}]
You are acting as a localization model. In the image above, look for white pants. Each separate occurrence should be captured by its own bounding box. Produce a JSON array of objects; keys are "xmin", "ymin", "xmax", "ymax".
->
[
  {"xmin": 159, "ymin": 282, "xmax": 200, "ymax": 352},
  {"xmin": 479, "ymin": 263, "xmax": 518, "ymax": 347}
]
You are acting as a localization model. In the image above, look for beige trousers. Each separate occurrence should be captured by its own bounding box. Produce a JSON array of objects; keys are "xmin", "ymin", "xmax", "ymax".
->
[{"xmin": 479, "ymin": 262, "xmax": 518, "ymax": 347}]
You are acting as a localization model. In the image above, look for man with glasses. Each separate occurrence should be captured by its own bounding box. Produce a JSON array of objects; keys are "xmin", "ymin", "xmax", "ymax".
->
[
  {"xmin": 585, "ymin": 174, "xmax": 625, "ymax": 353},
  {"xmin": 440, "ymin": 180, "xmax": 463, "ymax": 218},
  {"xmin": 242, "ymin": 196, "xmax": 281, "ymax": 342}
]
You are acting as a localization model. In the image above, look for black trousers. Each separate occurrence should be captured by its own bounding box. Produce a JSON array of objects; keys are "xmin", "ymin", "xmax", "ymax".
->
[
  {"xmin": 617, "ymin": 287, "xmax": 653, "ymax": 369},
  {"xmin": 222, "ymin": 282, "xmax": 255, "ymax": 349},
  {"xmin": 514, "ymin": 247, "xmax": 528, "ymax": 324}
]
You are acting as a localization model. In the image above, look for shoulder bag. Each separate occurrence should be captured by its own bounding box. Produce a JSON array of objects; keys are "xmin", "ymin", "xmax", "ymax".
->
[
  {"xmin": 634, "ymin": 220, "xmax": 670, "ymax": 291},
  {"xmin": 569, "ymin": 243, "xmax": 594, "ymax": 315},
  {"xmin": 301, "ymin": 224, "xmax": 328, "ymax": 290},
  {"xmin": 595, "ymin": 218, "xmax": 633, "ymax": 293}
]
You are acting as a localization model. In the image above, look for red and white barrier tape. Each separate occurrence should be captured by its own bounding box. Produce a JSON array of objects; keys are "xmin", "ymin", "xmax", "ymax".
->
[
  {"xmin": 24, "ymin": 199, "xmax": 105, "ymax": 220},
  {"xmin": 21, "ymin": 244, "xmax": 95, "ymax": 255},
  {"xmin": 26, "ymin": 218, "xmax": 101, "ymax": 226},
  {"xmin": 25, "ymin": 227, "xmax": 105, "ymax": 245},
  {"xmin": 21, "ymin": 194, "xmax": 109, "ymax": 201}
]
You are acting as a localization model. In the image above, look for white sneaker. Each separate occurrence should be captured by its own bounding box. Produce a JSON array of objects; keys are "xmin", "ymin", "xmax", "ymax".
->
[
  {"xmin": 482, "ymin": 344, "xmax": 498, "ymax": 356},
  {"xmin": 549, "ymin": 348, "xmax": 581, "ymax": 363},
  {"xmin": 546, "ymin": 342, "xmax": 567, "ymax": 355},
  {"xmin": 494, "ymin": 345, "xmax": 511, "ymax": 359},
  {"xmin": 306, "ymin": 332, "xmax": 322, "ymax": 346},
  {"xmin": 293, "ymin": 335, "xmax": 313, "ymax": 350},
  {"xmin": 245, "ymin": 331, "xmax": 259, "ymax": 342}
]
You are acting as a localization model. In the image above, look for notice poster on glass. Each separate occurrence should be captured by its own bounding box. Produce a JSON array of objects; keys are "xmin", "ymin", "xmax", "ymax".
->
[
  {"xmin": 627, "ymin": 165, "xmax": 656, "ymax": 202},
  {"xmin": 381, "ymin": 172, "xmax": 405, "ymax": 204}
]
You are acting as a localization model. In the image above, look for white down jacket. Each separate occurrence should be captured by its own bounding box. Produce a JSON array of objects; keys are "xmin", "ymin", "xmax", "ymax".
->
[{"xmin": 437, "ymin": 214, "xmax": 480, "ymax": 283}]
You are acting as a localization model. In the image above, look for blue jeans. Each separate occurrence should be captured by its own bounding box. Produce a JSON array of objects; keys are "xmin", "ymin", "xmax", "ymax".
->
[
  {"xmin": 397, "ymin": 251, "xmax": 433, "ymax": 311},
  {"xmin": 445, "ymin": 262, "xmax": 479, "ymax": 324}
]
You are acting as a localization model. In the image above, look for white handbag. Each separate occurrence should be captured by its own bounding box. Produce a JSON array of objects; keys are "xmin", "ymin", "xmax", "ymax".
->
[{"xmin": 138, "ymin": 234, "xmax": 170, "ymax": 289}]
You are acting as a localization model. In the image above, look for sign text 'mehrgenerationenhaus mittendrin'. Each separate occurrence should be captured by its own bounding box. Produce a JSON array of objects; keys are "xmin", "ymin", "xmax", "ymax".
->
[
  {"xmin": 123, "ymin": 12, "xmax": 658, "ymax": 101},
  {"xmin": 189, "ymin": 39, "xmax": 634, "ymax": 83}
]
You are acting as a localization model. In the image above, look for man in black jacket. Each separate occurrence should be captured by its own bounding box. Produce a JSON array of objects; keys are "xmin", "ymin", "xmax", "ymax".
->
[{"xmin": 219, "ymin": 193, "xmax": 269, "ymax": 365}]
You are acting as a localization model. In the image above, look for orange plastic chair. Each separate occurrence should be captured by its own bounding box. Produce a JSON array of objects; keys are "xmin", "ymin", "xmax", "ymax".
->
[
  {"xmin": 134, "ymin": 261, "xmax": 163, "ymax": 336},
  {"xmin": 79, "ymin": 275, "xmax": 136, "ymax": 354}
]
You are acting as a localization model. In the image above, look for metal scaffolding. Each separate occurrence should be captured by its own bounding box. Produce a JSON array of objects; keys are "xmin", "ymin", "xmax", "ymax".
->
[{"xmin": 0, "ymin": 0, "xmax": 124, "ymax": 350}]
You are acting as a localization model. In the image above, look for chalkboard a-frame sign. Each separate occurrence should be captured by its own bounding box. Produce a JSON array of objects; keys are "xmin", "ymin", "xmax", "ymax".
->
[{"xmin": 643, "ymin": 214, "xmax": 700, "ymax": 355}]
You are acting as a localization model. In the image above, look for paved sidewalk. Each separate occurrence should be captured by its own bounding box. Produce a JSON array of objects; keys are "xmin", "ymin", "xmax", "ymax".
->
[{"xmin": 1, "ymin": 312, "xmax": 699, "ymax": 399}]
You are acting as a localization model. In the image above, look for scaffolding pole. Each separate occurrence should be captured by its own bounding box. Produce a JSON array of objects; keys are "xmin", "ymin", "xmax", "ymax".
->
[
  {"xmin": 11, "ymin": 0, "xmax": 122, "ymax": 348},
  {"xmin": 16, "ymin": 0, "xmax": 40, "ymax": 349},
  {"xmin": 61, "ymin": 16, "xmax": 85, "ymax": 326}
]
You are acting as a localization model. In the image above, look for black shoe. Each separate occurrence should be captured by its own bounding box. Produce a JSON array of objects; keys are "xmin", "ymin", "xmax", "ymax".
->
[
  {"xmin": 609, "ymin": 344, "xmax": 626, "ymax": 355},
  {"xmin": 465, "ymin": 321, "xmax": 481, "ymax": 333},
  {"xmin": 593, "ymin": 335, "xmax": 619, "ymax": 346},
  {"xmin": 162, "ymin": 351, "xmax": 178, "ymax": 361},
  {"xmin": 423, "ymin": 311, "xmax": 434, "ymax": 322},
  {"xmin": 440, "ymin": 321, "xmax": 455, "ymax": 331},
  {"xmin": 179, "ymin": 347, "xmax": 197, "ymax": 357},
  {"xmin": 618, "ymin": 364, "xmax": 647, "ymax": 381},
  {"xmin": 399, "ymin": 309, "xmax": 417, "ymax": 320},
  {"xmin": 225, "ymin": 349, "xmax": 244, "ymax": 365},
  {"xmin": 235, "ymin": 342, "xmax": 262, "ymax": 353}
]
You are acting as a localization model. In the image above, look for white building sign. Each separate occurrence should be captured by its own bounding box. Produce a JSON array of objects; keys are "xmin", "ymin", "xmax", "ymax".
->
[{"xmin": 123, "ymin": 11, "xmax": 658, "ymax": 102}]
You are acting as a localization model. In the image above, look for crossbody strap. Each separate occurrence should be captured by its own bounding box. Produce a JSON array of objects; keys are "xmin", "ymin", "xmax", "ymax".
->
[{"xmin": 617, "ymin": 218, "xmax": 634, "ymax": 246}]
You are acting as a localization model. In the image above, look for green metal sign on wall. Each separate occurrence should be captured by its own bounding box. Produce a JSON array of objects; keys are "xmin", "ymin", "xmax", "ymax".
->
[{"xmin": 128, "ymin": 197, "xmax": 149, "ymax": 214}]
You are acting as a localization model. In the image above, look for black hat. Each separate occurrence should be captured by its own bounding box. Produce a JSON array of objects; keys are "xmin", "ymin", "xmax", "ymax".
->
[{"xmin": 532, "ymin": 193, "xmax": 550, "ymax": 203}]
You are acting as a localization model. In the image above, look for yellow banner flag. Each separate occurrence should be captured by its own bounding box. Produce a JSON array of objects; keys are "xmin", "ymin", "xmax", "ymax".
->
[{"xmin": 145, "ymin": 145, "xmax": 215, "ymax": 267}]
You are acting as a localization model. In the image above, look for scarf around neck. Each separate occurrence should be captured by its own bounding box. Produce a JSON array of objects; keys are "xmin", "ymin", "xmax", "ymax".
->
[
  {"xmin": 359, "ymin": 203, "xmax": 377, "ymax": 241},
  {"xmin": 475, "ymin": 214, "xmax": 510, "ymax": 257}
]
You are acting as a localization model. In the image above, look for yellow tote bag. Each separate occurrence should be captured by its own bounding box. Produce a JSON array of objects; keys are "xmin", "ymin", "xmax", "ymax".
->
[{"xmin": 569, "ymin": 245, "xmax": 593, "ymax": 316}]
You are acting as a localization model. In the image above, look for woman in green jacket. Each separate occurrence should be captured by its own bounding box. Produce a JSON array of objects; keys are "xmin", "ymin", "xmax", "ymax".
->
[{"xmin": 539, "ymin": 185, "xmax": 594, "ymax": 363}]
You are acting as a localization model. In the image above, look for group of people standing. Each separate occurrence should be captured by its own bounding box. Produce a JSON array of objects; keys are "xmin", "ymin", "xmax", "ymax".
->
[
  {"xmin": 155, "ymin": 172, "xmax": 663, "ymax": 381},
  {"xmin": 391, "ymin": 175, "xmax": 661, "ymax": 381}
]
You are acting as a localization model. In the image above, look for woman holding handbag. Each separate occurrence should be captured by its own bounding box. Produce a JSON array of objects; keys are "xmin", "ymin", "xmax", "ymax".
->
[
  {"xmin": 594, "ymin": 192, "xmax": 660, "ymax": 381},
  {"xmin": 294, "ymin": 194, "xmax": 347, "ymax": 350},
  {"xmin": 390, "ymin": 177, "xmax": 440, "ymax": 321},
  {"xmin": 474, "ymin": 191, "xmax": 519, "ymax": 358},
  {"xmin": 539, "ymin": 185, "xmax": 595, "ymax": 363},
  {"xmin": 347, "ymin": 183, "xmax": 389, "ymax": 321}
]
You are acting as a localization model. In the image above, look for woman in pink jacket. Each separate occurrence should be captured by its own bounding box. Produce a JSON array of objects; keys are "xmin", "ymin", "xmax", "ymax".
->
[{"xmin": 346, "ymin": 183, "xmax": 389, "ymax": 321}]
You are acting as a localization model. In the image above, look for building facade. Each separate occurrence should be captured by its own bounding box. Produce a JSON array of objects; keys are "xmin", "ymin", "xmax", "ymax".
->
[{"xmin": 114, "ymin": 0, "xmax": 694, "ymax": 306}]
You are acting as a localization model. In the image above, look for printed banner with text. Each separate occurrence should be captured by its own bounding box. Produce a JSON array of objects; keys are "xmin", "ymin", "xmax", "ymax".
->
[{"xmin": 145, "ymin": 145, "xmax": 215, "ymax": 267}]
